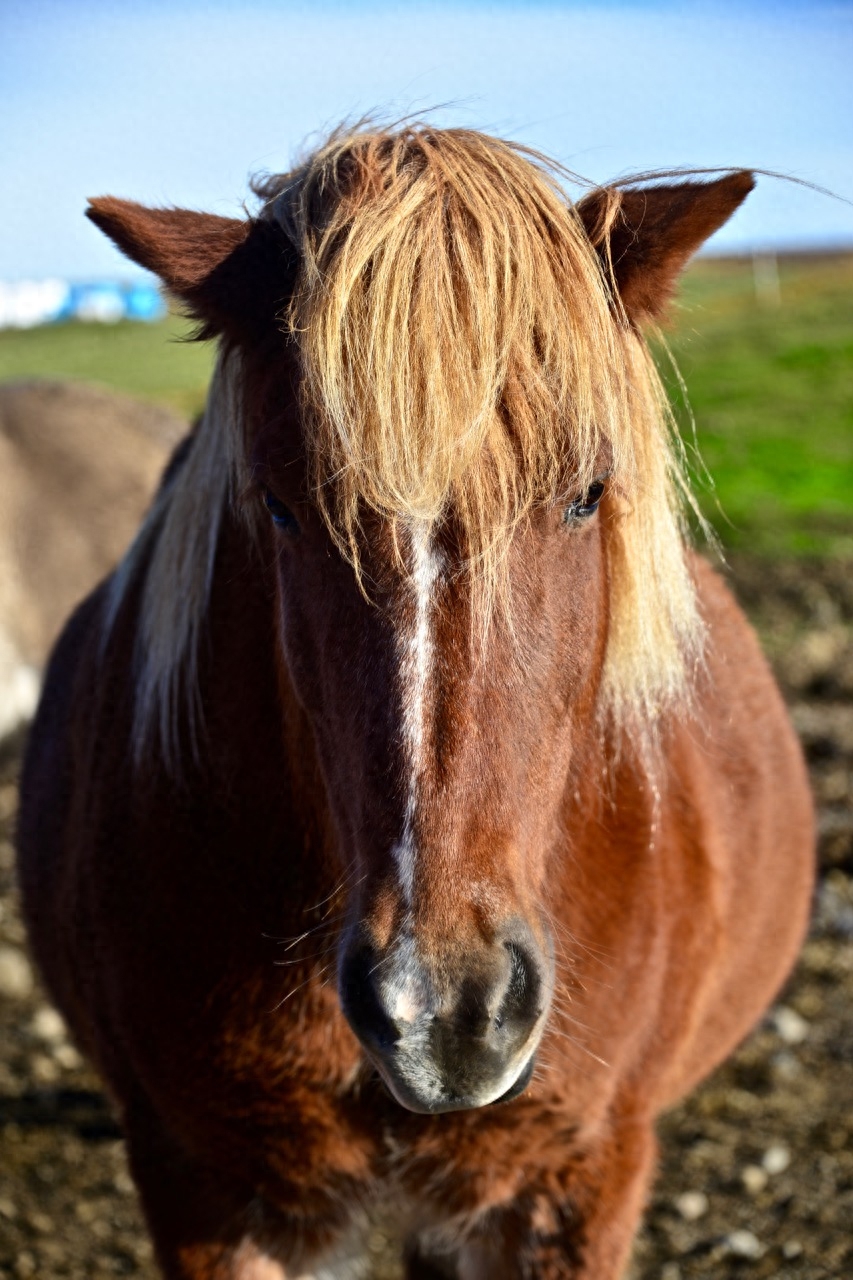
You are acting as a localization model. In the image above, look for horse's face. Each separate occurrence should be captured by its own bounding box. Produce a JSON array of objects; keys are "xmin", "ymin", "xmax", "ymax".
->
[
  {"xmin": 86, "ymin": 144, "xmax": 752, "ymax": 1114},
  {"xmin": 251, "ymin": 381, "xmax": 609, "ymax": 1113}
]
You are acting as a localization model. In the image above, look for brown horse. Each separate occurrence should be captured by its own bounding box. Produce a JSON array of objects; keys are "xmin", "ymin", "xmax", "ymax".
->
[{"xmin": 17, "ymin": 125, "xmax": 814, "ymax": 1279}]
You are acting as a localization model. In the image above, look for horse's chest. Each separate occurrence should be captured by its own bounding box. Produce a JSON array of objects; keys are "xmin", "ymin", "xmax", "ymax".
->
[{"xmin": 244, "ymin": 1187, "xmax": 421, "ymax": 1280}]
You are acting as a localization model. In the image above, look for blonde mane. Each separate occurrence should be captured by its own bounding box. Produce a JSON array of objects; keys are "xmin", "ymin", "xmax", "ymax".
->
[
  {"xmin": 105, "ymin": 122, "xmax": 705, "ymax": 767},
  {"xmin": 102, "ymin": 353, "xmax": 243, "ymax": 767}
]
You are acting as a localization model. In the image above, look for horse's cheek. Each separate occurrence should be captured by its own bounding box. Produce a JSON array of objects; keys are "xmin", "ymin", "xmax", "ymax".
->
[
  {"xmin": 543, "ymin": 526, "xmax": 609, "ymax": 722},
  {"xmin": 272, "ymin": 554, "xmax": 339, "ymax": 718}
]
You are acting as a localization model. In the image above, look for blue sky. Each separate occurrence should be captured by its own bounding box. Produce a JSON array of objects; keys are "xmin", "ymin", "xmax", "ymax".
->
[{"xmin": 2, "ymin": 0, "xmax": 852, "ymax": 281}]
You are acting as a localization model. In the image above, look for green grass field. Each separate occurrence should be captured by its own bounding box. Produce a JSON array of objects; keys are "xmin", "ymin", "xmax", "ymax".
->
[
  {"xmin": 0, "ymin": 312, "xmax": 213, "ymax": 421},
  {"xmin": 1, "ymin": 253, "xmax": 851, "ymax": 555},
  {"xmin": 661, "ymin": 252, "xmax": 853, "ymax": 556}
]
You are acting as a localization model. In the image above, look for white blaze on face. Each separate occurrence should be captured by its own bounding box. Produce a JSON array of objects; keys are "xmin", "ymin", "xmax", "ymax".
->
[
  {"xmin": 393, "ymin": 519, "xmax": 443, "ymax": 907},
  {"xmin": 382, "ymin": 930, "xmax": 433, "ymax": 1026}
]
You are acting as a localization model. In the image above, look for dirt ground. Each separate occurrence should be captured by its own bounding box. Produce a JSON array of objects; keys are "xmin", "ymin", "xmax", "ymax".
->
[{"xmin": 0, "ymin": 555, "xmax": 851, "ymax": 1280}]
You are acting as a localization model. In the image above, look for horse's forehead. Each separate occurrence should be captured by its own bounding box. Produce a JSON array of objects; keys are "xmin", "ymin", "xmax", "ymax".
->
[{"xmin": 248, "ymin": 386, "xmax": 304, "ymax": 470}]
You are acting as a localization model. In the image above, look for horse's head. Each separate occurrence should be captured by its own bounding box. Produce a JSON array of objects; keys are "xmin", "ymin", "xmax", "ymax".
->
[
  {"xmin": 89, "ymin": 126, "xmax": 752, "ymax": 1113},
  {"xmin": 247, "ymin": 423, "xmax": 610, "ymax": 1113}
]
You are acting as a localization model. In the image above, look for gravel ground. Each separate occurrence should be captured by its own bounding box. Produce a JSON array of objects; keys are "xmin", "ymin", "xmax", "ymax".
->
[{"xmin": 0, "ymin": 556, "xmax": 851, "ymax": 1280}]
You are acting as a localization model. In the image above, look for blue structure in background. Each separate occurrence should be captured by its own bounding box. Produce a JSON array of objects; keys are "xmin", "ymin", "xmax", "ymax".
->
[
  {"xmin": 125, "ymin": 282, "xmax": 166, "ymax": 322},
  {"xmin": 0, "ymin": 279, "xmax": 166, "ymax": 329}
]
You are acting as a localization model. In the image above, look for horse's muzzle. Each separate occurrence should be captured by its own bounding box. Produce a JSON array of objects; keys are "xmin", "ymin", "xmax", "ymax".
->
[{"xmin": 339, "ymin": 924, "xmax": 552, "ymax": 1113}]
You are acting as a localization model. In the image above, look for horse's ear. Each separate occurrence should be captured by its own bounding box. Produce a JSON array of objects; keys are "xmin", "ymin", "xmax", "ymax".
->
[
  {"xmin": 577, "ymin": 171, "xmax": 754, "ymax": 324},
  {"xmin": 86, "ymin": 198, "xmax": 296, "ymax": 342}
]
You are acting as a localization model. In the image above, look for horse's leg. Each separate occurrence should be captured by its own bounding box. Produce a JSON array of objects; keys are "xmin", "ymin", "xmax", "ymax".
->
[
  {"xmin": 456, "ymin": 1118, "xmax": 657, "ymax": 1280},
  {"xmin": 123, "ymin": 1111, "xmax": 289, "ymax": 1280}
]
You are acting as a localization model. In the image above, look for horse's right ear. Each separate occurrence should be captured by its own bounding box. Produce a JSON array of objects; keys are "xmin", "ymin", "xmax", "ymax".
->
[{"xmin": 86, "ymin": 198, "xmax": 296, "ymax": 342}]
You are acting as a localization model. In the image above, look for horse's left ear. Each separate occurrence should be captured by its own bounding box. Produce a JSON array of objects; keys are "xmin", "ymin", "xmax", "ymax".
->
[
  {"xmin": 86, "ymin": 198, "xmax": 296, "ymax": 342},
  {"xmin": 577, "ymin": 171, "xmax": 755, "ymax": 324}
]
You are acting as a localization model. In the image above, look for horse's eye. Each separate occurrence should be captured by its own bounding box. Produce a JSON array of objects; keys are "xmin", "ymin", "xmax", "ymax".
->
[
  {"xmin": 563, "ymin": 479, "xmax": 606, "ymax": 525},
  {"xmin": 264, "ymin": 490, "xmax": 299, "ymax": 533}
]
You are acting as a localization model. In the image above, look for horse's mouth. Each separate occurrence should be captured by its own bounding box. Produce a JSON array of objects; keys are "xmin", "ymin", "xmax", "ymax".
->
[
  {"xmin": 491, "ymin": 1052, "xmax": 536, "ymax": 1105},
  {"xmin": 370, "ymin": 1049, "xmax": 537, "ymax": 1115}
]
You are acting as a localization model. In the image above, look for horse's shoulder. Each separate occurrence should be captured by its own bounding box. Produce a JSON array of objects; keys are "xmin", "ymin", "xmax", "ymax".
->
[
  {"xmin": 690, "ymin": 551, "xmax": 750, "ymax": 630},
  {"xmin": 22, "ymin": 579, "xmax": 111, "ymax": 775},
  {"xmin": 690, "ymin": 552, "xmax": 781, "ymax": 705},
  {"xmin": 665, "ymin": 553, "xmax": 813, "ymax": 885}
]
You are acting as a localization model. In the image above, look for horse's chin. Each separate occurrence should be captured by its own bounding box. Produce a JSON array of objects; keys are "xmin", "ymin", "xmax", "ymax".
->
[
  {"xmin": 371, "ymin": 1051, "xmax": 537, "ymax": 1115},
  {"xmin": 492, "ymin": 1053, "xmax": 537, "ymax": 1104}
]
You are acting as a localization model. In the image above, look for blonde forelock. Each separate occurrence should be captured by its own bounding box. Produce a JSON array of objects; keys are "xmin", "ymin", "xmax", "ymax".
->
[
  {"xmin": 263, "ymin": 130, "xmax": 621, "ymax": 575},
  {"xmin": 109, "ymin": 122, "xmax": 707, "ymax": 767},
  {"xmin": 261, "ymin": 123, "xmax": 704, "ymax": 717}
]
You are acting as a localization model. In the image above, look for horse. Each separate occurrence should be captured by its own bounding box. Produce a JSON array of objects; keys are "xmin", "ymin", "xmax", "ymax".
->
[
  {"xmin": 0, "ymin": 378, "xmax": 186, "ymax": 739},
  {"xmin": 16, "ymin": 124, "xmax": 814, "ymax": 1280}
]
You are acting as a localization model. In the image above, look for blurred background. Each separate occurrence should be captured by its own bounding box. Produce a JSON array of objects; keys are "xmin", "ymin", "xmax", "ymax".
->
[
  {"xmin": 2, "ymin": 0, "xmax": 851, "ymax": 552},
  {"xmin": 0, "ymin": 2, "xmax": 851, "ymax": 1278}
]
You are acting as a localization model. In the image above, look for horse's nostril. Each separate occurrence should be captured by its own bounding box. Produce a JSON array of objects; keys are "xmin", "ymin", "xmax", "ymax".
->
[
  {"xmin": 496, "ymin": 941, "xmax": 540, "ymax": 1031},
  {"xmin": 507, "ymin": 942, "xmax": 529, "ymax": 1002},
  {"xmin": 339, "ymin": 945, "xmax": 399, "ymax": 1052}
]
